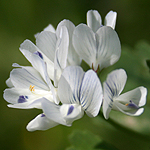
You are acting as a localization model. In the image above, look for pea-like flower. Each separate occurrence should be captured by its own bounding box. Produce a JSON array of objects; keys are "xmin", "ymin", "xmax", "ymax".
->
[
  {"xmin": 3, "ymin": 53, "xmax": 57, "ymax": 108},
  {"xmin": 102, "ymin": 69, "xmax": 147, "ymax": 119},
  {"xmin": 26, "ymin": 66, "xmax": 103, "ymax": 131}
]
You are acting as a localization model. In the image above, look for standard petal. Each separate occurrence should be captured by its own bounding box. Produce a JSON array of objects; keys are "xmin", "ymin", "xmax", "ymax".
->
[
  {"xmin": 36, "ymin": 31, "xmax": 57, "ymax": 62},
  {"xmin": 115, "ymin": 86, "xmax": 147, "ymax": 107},
  {"xmin": 87, "ymin": 10, "xmax": 102, "ymax": 33},
  {"xmin": 58, "ymin": 75, "xmax": 76, "ymax": 104},
  {"xmin": 80, "ymin": 70, "xmax": 103, "ymax": 117},
  {"xmin": 104, "ymin": 11, "xmax": 117, "ymax": 29},
  {"xmin": 56, "ymin": 19, "xmax": 81, "ymax": 66},
  {"xmin": 26, "ymin": 114, "xmax": 58, "ymax": 131},
  {"xmin": 58, "ymin": 66, "xmax": 84, "ymax": 104},
  {"xmin": 104, "ymin": 69, "xmax": 127, "ymax": 97},
  {"xmin": 73, "ymin": 24, "xmax": 97, "ymax": 68},
  {"xmin": 96, "ymin": 26, "xmax": 121, "ymax": 70}
]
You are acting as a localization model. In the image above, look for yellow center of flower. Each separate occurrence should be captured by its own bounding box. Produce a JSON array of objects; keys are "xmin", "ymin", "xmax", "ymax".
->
[{"xmin": 29, "ymin": 85, "xmax": 35, "ymax": 92}]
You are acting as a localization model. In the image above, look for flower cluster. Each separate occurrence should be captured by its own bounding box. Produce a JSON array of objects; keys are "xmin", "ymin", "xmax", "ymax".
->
[{"xmin": 3, "ymin": 10, "xmax": 147, "ymax": 131}]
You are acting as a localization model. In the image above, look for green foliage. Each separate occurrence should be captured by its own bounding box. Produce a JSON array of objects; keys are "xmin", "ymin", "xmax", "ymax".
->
[
  {"xmin": 66, "ymin": 130, "xmax": 118, "ymax": 150},
  {"xmin": 66, "ymin": 130, "xmax": 101, "ymax": 150}
]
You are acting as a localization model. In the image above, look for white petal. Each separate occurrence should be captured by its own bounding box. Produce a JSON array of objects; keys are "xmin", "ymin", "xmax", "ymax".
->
[
  {"xmin": 102, "ymin": 96, "xmax": 112, "ymax": 119},
  {"xmin": 58, "ymin": 75, "xmax": 76, "ymax": 104},
  {"xmin": 4, "ymin": 88, "xmax": 32, "ymax": 104},
  {"xmin": 20, "ymin": 50, "xmax": 56, "ymax": 101},
  {"xmin": 102, "ymin": 69, "xmax": 127, "ymax": 119},
  {"xmin": 104, "ymin": 69, "xmax": 127, "ymax": 97},
  {"xmin": 56, "ymin": 19, "xmax": 81, "ymax": 66},
  {"xmin": 20, "ymin": 39, "xmax": 55, "ymax": 81},
  {"xmin": 41, "ymin": 98, "xmax": 67, "ymax": 125},
  {"xmin": 26, "ymin": 114, "xmax": 58, "ymax": 131},
  {"xmin": 104, "ymin": 11, "xmax": 117, "ymax": 29},
  {"xmin": 87, "ymin": 10, "xmax": 102, "ymax": 33},
  {"xmin": 10, "ymin": 67, "xmax": 49, "ymax": 90},
  {"xmin": 36, "ymin": 31, "xmax": 57, "ymax": 62},
  {"xmin": 55, "ymin": 26, "xmax": 69, "ymax": 69},
  {"xmin": 115, "ymin": 86, "xmax": 147, "ymax": 107},
  {"xmin": 6, "ymin": 78, "xmax": 13, "ymax": 87},
  {"xmin": 20, "ymin": 49, "xmax": 48, "ymax": 84},
  {"xmin": 20, "ymin": 39, "xmax": 38, "ymax": 53},
  {"xmin": 114, "ymin": 103, "xmax": 144, "ymax": 116},
  {"xmin": 54, "ymin": 26, "xmax": 69, "ymax": 86},
  {"xmin": 44, "ymin": 24, "xmax": 56, "ymax": 33},
  {"xmin": 58, "ymin": 66, "xmax": 84, "ymax": 104},
  {"xmin": 60, "ymin": 104, "xmax": 84, "ymax": 125},
  {"xmin": 73, "ymin": 24, "xmax": 97, "ymax": 68},
  {"xmin": 80, "ymin": 70, "xmax": 103, "ymax": 117},
  {"xmin": 96, "ymin": 26, "xmax": 121, "ymax": 70}
]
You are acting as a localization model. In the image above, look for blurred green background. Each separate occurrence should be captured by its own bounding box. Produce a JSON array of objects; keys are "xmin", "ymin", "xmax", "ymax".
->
[{"xmin": 1, "ymin": 0, "xmax": 150, "ymax": 149}]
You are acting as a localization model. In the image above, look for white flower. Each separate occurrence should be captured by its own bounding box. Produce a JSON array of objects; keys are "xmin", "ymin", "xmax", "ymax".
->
[
  {"xmin": 21, "ymin": 19, "xmax": 81, "ymax": 87},
  {"xmin": 20, "ymin": 25, "xmax": 69, "ymax": 87},
  {"xmin": 87, "ymin": 10, "xmax": 117, "ymax": 32},
  {"xmin": 73, "ymin": 24, "xmax": 121, "ymax": 71},
  {"xmin": 102, "ymin": 69, "xmax": 147, "ymax": 119},
  {"xmin": 26, "ymin": 66, "xmax": 103, "ymax": 131},
  {"xmin": 3, "ymin": 53, "xmax": 58, "ymax": 109},
  {"xmin": 26, "ymin": 99, "xmax": 83, "ymax": 131},
  {"xmin": 57, "ymin": 66, "xmax": 103, "ymax": 117}
]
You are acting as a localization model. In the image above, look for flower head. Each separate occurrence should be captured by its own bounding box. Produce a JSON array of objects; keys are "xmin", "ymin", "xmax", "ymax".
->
[
  {"xmin": 26, "ymin": 66, "xmax": 103, "ymax": 131},
  {"xmin": 102, "ymin": 69, "xmax": 147, "ymax": 119},
  {"xmin": 73, "ymin": 24, "xmax": 121, "ymax": 71}
]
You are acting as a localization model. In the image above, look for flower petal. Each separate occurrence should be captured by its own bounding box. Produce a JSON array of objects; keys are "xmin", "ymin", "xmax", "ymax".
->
[
  {"xmin": 87, "ymin": 10, "xmax": 102, "ymax": 33},
  {"xmin": 20, "ymin": 39, "xmax": 55, "ymax": 80},
  {"xmin": 19, "ymin": 50, "xmax": 56, "ymax": 102},
  {"xmin": 60, "ymin": 104, "xmax": 84, "ymax": 125},
  {"xmin": 104, "ymin": 11, "xmax": 117, "ymax": 29},
  {"xmin": 36, "ymin": 31, "xmax": 57, "ymax": 62},
  {"xmin": 26, "ymin": 113, "xmax": 58, "ymax": 131},
  {"xmin": 102, "ymin": 96, "xmax": 112, "ymax": 119},
  {"xmin": 6, "ymin": 78, "xmax": 13, "ymax": 87},
  {"xmin": 73, "ymin": 24, "xmax": 97, "ymax": 68},
  {"xmin": 103, "ymin": 69, "xmax": 127, "ymax": 119},
  {"xmin": 10, "ymin": 67, "xmax": 49, "ymax": 90},
  {"xmin": 56, "ymin": 19, "xmax": 81, "ymax": 66},
  {"xmin": 43, "ymin": 24, "xmax": 56, "ymax": 33},
  {"xmin": 4, "ymin": 88, "xmax": 32, "ymax": 104},
  {"xmin": 41, "ymin": 99, "xmax": 68, "ymax": 125},
  {"xmin": 114, "ymin": 103, "xmax": 144, "ymax": 116},
  {"xmin": 58, "ymin": 66, "xmax": 84, "ymax": 104},
  {"xmin": 105, "ymin": 69, "xmax": 127, "ymax": 97},
  {"xmin": 115, "ymin": 86, "xmax": 147, "ymax": 107},
  {"xmin": 55, "ymin": 26, "xmax": 69, "ymax": 70},
  {"xmin": 96, "ymin": 26, "xmax": 121, "ymax": 70},
  {"xmin": 80, "ymin": 70, "xmax": 103, "ymax": 117},
  {"xmin": 54, "ymin": 26, "xmax": 69, "ymax": 86}
]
